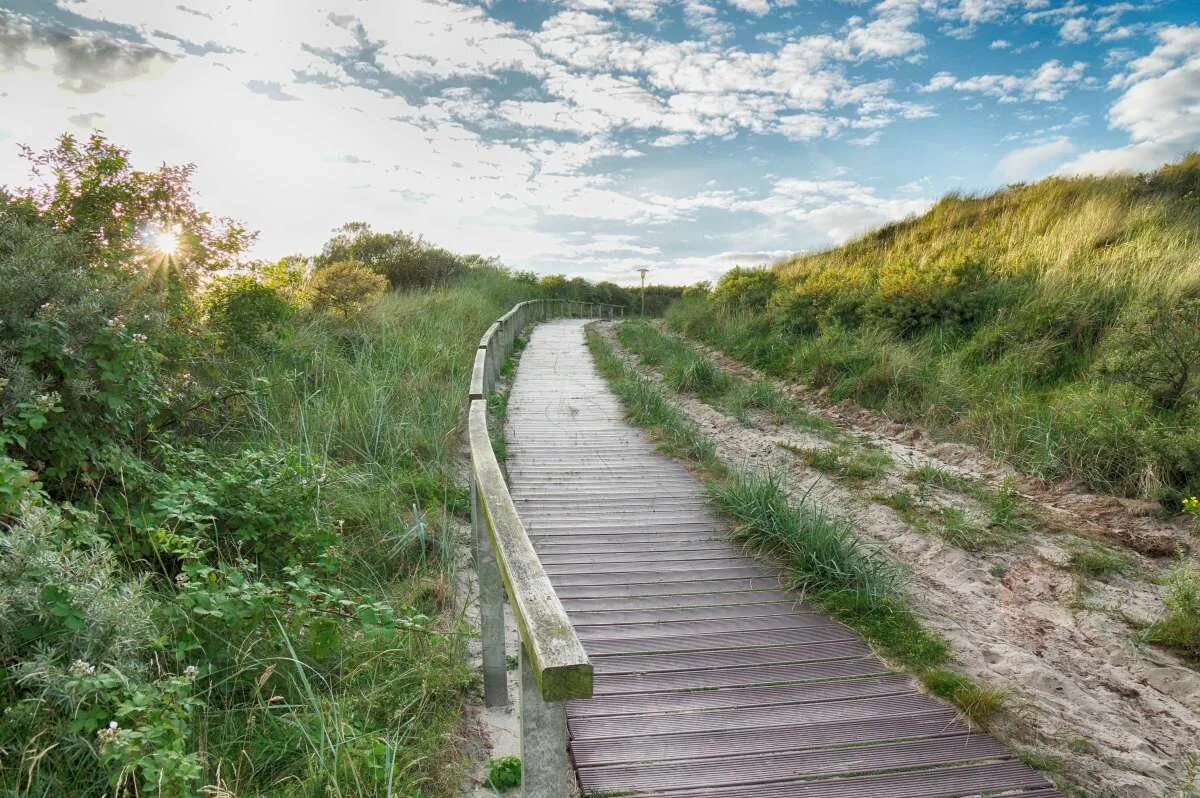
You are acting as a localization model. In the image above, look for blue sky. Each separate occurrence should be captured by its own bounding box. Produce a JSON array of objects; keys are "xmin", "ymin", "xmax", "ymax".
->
[{"xmin": 0, "ymin": 0, "xmax": 1196, "ymax": 284}]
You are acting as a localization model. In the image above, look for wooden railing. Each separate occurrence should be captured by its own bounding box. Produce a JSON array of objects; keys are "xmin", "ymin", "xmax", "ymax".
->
[{"xmin": 467, "ymin": 299, "xmax": 621, "ymax": 797}]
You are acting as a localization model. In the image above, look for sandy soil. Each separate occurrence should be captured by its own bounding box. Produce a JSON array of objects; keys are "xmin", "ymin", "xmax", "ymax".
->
[{"xmin": 598, "ymin": 321, "xmax": 1200, "ymax": 798}]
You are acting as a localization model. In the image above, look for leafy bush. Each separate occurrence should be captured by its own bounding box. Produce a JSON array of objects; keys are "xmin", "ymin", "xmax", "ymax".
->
[
  {"xmin": 1100, "ymin": 298, "xmax": 1200, "ymax": 411},
  {"xmin": 317, "ymin": 222, "xmax": 469, "ymax": 290},
  {"xmin": 712, "ymin": 267, "xmax": 778, "ymax": 314},
  {"xmin": 204, "ymin": 274, "xmax": 295, "ymax": 348},
  {"xmin": 484, "ymin": 756, "xmax": 522, "ymax": 792},
  {"xmin": 308, "ymin": 259, "xmax": 388, "ymax": 316},
  {"xmin": 1148, "ymin": 561, "xmax": 1200, "ymax": 661}
]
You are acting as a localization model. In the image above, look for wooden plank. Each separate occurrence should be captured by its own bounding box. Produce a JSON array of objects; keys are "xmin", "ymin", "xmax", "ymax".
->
[
  {"xmin": 570, "ymin": 710, "xmax": 965, "ymax": 766},
  {"xmin": 577, "ymin": 735, "xmax": 1010, "ymax": 793}
]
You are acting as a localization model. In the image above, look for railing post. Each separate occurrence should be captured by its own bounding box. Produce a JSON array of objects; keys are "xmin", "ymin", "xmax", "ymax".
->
[
  {"xmin": 520, "ymin": 645, "xmax": 569, "ymax": 798},
  {"xmin": 472, "ymin": 472, "xmax": 508, "ymax": 706}
]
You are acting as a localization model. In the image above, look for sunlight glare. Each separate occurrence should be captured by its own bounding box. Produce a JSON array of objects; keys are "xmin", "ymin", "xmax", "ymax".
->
[{"xmin": 153, "ymin": 228, "xmax": 180, "ymax": 257}]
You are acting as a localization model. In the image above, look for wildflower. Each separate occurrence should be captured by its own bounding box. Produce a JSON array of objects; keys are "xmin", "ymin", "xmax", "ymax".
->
[
  {"xmin": 68, "ymin": 659, "xmax": 95, "ymax": 677},
  {"xmin": 97, "ymin": 720, "xmax": 120, "ymax": 749},
  {"xmin": 183, "ymin": 665, "xmax": 199, "ymax": 681},
  {"xmin": 175, "ymin": 571, "xmax": 189, "ymax": 585},
  {"xmin": 131, "ymin": 333, "xmax": 148, "ymax": 344},
  {"xmin": 1182, "ymin": 496, "xmax": 1200, "ymax": 514}
]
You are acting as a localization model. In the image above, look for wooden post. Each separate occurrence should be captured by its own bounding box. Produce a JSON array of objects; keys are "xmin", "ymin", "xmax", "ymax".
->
[
  {"xmin": 520, "ymin": 645, "xmax": 569, "ymax": 798},
  {"xmin": 473, "ymin": 473, "xmax": 508, "ymax": 706}
]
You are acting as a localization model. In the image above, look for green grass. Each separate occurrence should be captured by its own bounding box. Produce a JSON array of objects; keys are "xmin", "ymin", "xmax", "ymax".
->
[
  {"xmin": 1147, "ymin": 561, "xmax": 1200, "ymax": 662},
  {"xmin": 665, "ymin": 155, "xmax": 1200, "ymax": 503},
  {"xmin": 909, "ymin": 466, "xmax": 1036, "ymax": 544},
  {"xmin": 586, "ymin": 326, "xmax": 1005, "ymax": 729},
  {"xmin": 785, "ymin": 442, "xmax": 893, "ymax": 483},
  {"xmin": 1066, "ymin": 540, "xmax": 1132, "ymax": 580},
  {"xmin": 617, "ymin": 319, "xmax": 830, "ymax": 432},
  {"xmin": 205, "ymin": 270, "xmax": 536, "ymax": 795}
]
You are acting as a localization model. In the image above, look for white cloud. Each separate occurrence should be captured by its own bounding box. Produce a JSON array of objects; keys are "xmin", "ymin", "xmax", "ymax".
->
[
  {"xmin": 996, "ymin": 136, "xmax": 1075, "ymax": 181},
  {"xmin": 1059, "ymin": 24, "xmax": 1200, "ymax": 175},
  {"xmin": 1059, "ymin": 17, "xmax": 1089, "ymax": 43},
  {"xmin": 922, "ymin": 59, "xmax": 1088, "ymax": 102},
  {"xmin": 990, "ymin": 39, "xmax": 1011, "ymax": 48}
]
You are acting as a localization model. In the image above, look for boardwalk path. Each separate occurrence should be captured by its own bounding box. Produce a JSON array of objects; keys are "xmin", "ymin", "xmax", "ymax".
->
[{"xmin": 506, "ymin": 320, "xmax": 1061, "ymax": 798}]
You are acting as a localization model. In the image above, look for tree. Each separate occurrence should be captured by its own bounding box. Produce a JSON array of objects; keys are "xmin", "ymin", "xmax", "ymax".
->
[
  {"xmin": 14, "ymin": 133, "xmax": 252, "ymax": 277},
  {"xmin": 308, "ymin": 260, "xmax": 388, "ymax": 317},
  {"xmin": 315, "ymin": 223, "xmax": 465, "ymax": 290}
]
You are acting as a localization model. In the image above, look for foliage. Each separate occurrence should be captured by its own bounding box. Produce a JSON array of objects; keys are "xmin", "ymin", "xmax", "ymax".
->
[
  {"xmin": 204, "ymin": 274, "xmax": 295, "ymax": 348},
  {"xmin": 316, "ymin": 222, "xmax": 476, "ymax": 291},
  {"xmin": 1148, "ymin": 560, "xmax": 1200, "ymax": 661},
  {"xmin": 15, "ymin": 132, "xmax": 251, "ymax": 275},
  {"xmin": 484, "ymin": 756, "xmax": 522, "ymax": 792},
  {"xmin": 712, "ymin": 267, "xmax": 778, "ymax": 314},
  {"xmin": 1100, "ymin": 299, "xmax": 1200, "ymax": 411},
  {"xmin": 308, "ymin": 259, "xmax": 388, "ymax": 317}
]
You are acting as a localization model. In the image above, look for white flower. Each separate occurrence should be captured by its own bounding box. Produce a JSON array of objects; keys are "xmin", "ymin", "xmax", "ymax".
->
[
  {"xmin": 68, "ymin": 659, "xmax": 95, "ymax": 677},
  {"xmin": 183, "ymin": 665, "xmax": 199, "ymax": 681}
]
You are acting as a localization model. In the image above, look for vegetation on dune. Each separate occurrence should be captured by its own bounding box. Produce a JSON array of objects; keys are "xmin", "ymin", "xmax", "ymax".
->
[
  {"xmin": 0, "ymin": 133, "xmax": 624, "ymax": 797},
  {"xmin": 616, "ymin": 319, "xmax": 830, "ymax": 431},
  {"xmin": 667, "ymin": 154, "xmax": 1200, "ymax": 503}
]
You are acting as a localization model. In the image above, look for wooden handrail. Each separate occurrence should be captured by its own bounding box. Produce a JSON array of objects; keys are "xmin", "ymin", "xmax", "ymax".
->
[{"xmin": 469, "ymin": 299, "xmax": 620, "ymax": 796}]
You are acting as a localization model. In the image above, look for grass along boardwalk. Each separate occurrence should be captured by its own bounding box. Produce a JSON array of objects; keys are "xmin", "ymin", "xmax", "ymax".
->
[{"xmin": 505, "ymin": 319, "xmax": 1061, "ymax": 797}]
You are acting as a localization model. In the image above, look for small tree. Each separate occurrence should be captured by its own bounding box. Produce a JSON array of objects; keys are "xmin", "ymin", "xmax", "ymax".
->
[
  {"xmin": 1101, "ymin": 298, "xmax": 1200, "ymax": 411},
  {"xmin": 308, "ymin": 260, "xmax": 387, "ymax": 317}
]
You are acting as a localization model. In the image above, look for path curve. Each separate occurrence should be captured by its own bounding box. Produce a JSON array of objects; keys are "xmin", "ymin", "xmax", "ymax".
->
[{"xmin": 506, "ymin": 319, "xmax": 1062, "ymax": 797}]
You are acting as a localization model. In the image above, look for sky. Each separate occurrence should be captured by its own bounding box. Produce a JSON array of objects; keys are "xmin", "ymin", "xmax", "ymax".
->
[{"xmin": 0, "ymin": 1, "xmax": 1196, "ymax": 285}]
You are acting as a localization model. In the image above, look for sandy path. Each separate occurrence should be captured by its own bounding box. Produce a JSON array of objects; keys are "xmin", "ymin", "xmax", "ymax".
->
[{"xmin": 598, "ymin": 321, "xmax": 1200, "ymax": 798}]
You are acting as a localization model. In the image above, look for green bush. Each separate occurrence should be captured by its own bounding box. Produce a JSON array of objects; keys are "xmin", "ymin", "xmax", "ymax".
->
[
  {"xmin": 308, "ymin": 259, "xmax": 389, "ymax": 317},
  {"xmin": 1100, "ymin": 298, "xmax": 1200, "ymax": 411},
  {"xmin": 484, "ymin": 756, "xmax": 522, "ymax": 792},
  {"xmin": 204, "ymin": 275, "xmax": 295, "ymax": 348},
  {"xmin": 712, "ymin": 267, "xmax": 778, "ymax": 314},
  {"xmin": 1148, "ymin": 561, "xmax": 1200, "ymax": 661}
]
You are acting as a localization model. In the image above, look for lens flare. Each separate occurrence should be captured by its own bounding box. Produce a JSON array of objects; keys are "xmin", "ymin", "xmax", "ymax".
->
[{"xmin": 153, "ymin": 228, "xmax": 180, "ymax": 256}]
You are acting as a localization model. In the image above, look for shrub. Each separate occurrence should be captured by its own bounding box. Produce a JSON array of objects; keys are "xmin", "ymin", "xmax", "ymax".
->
[
  {"xmin": 316, "ymin": 222, "xmax": 467, "ymax": 290},
  {"xmin": 712, "ymin": 267, "xmax": 778, "ymax": 314},
  {"xmin": 309, "ymin": 259, "xmax": 388, "ymax": 317},
  {"xmin": 203, "ymin": 275, "xmax": 295, "ymax": 348},
  {"xmin": 485, "ymin": 756, "xmax": 522, "ymax": 792},
  {"xmin": 1100, "ymin": 298, "xmax": 1200, "ymax": 411},
  {"xmin": 1148, "ymin": 560, "xmax": 1200, "ymax": 661}
]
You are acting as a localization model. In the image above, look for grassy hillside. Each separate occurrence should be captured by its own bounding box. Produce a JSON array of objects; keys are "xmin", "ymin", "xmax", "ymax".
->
[{"xmin": 669, "ymin": 154, "xmax": 1200, "ymax": 501}]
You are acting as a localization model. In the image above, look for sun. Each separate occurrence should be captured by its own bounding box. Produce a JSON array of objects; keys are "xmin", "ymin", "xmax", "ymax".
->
[{"xmin": 153, "ymin": 228, "xmax": 180, "ymax": 257}]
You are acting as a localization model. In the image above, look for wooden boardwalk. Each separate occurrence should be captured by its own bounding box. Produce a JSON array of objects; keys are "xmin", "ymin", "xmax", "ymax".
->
[{"xmin": 506, "ymin": 320, "xmax": 1062, "ymax": 798}]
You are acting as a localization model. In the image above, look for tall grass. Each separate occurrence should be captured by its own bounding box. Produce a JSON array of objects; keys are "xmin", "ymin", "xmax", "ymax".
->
[
  {"xmin": 186, "ymin": 270, "xmax": 533, "ymax": 797},
  {"xmin": 667, "ymin": 155, "xmax": 1200, "ymax": 501},
  {"xmin": 617, "ymin": 319, "xmax": 830, "ymax": 431}
]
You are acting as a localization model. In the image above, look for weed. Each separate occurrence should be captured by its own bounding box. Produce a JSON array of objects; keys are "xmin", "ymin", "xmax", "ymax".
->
[
  {"xmin": 786, "ymin": 442, "xmax": 893, "ymax": 482},
  {"xmin": 990, "ymin": 563, "xmax": 1008, "ymax": 579},
  {"xmin": 922, "ymin": 670, "xmax": 1007, "ymax": 729},
  {"xmin": 667, "ymin": 355, "xmax": 731, "ymax": 398},
  {"xmin": 1067, "ymin": 542, "xmax": 1131, "ymax": 580},
  {"xmin": 1148, "ymin": 560, "xmax": 1200, "ymax": 661},
  {"xmin": 484, "ymin": 756, "xmax": 522, "ymax": 792}
]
